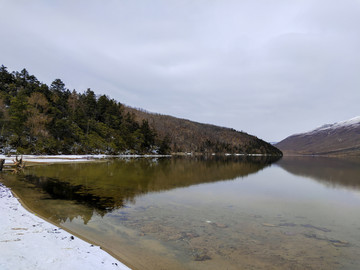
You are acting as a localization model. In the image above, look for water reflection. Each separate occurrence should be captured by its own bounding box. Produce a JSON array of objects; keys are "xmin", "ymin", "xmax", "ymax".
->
[
  {"xmin": 277, "ymin": 156, "xmax": 360, "ymax": 190},
  {"xmin": 2, "ymin": 156, "xmax": 360, "ymax": 270},
  {"xmin": 3, "ymin": 156, "xmax": 280, "ymax": 224}
]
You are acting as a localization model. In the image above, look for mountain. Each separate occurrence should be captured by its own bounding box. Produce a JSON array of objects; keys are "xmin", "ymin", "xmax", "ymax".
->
[
  {"xmin": 0, "ymin": 65, "xmax": 282, "ymax": 156},
  {"xmin": 124, "ymin": 107, "xmax": 282, "ymax": 155},
  {"xmin": 276, "ymin": 116, "xmax": 360, "ymax": 156}
]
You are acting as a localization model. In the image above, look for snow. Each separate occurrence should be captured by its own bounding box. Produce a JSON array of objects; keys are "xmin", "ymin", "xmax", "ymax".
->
[
  {"xmin": 0, "ymin": 154, "xmax": 170, "ymax": 165},
  {"xmin": 0, "ymin": 155, "xmax": 105, "ymax": 165},
  {"xmin": 296, "ymin": 116, "xmax": 360, "ymax": 136},
  {"xmin": 0, "ymin": 183, "xmax": 131, "ymax": 270},
  {"xmin": 315, "ymin": 116, "xmax": 360, "ymax": 131}
]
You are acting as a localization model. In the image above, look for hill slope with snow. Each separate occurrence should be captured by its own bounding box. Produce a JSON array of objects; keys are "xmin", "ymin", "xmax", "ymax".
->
[{"xmin": 276, "ymin": 116, "xmax": 360, "ymax": 156}]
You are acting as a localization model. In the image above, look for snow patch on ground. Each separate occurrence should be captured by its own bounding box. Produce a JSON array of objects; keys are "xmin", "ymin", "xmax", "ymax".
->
[{"xmin": 0, "ymin": 183, "xmax": 131, "ymax": 270}]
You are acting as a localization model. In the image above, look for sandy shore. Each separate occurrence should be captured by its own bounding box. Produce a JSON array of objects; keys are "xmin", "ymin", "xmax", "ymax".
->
[{"xmin": 0, "ymin": 183, "xmax": 131, "ymax": 270}]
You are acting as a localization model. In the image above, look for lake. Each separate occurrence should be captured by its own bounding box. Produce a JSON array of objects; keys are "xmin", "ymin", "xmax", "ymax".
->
[{"xmin": 1, "ymin": 156, "xmax": 360, "ymax": 270}]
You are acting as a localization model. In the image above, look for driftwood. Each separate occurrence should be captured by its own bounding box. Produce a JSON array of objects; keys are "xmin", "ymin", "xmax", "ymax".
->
[
  {"xmin": 12, "ymin": 156, "xmax": 25, "ymax": 168},
  {"xmin": 0, "ymin": 156, "xmax": 26, "ymax": 173},
  {"xmin": 0, "ymin": 159, "xmax": 5, "ymax": 171},
  {"xmin": 11, "ymin": 156, "xmax": 26, "ymax": 173}
]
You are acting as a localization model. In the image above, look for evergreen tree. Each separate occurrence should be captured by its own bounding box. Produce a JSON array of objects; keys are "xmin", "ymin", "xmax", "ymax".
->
[{"xmin": 0, "ymin": 66, "xmax": 168, "ymax": 154}]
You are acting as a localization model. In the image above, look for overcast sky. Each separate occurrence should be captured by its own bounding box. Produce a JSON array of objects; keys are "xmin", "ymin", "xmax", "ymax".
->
[{"xmin": 1, "ymin": 0, "xmax": 359, "ymax": 142}]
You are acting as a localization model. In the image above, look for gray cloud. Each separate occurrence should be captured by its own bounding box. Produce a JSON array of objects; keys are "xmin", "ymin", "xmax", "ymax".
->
[{"xmin": 1, "ymin": 0, "xmax": 359, "ymax": 142}]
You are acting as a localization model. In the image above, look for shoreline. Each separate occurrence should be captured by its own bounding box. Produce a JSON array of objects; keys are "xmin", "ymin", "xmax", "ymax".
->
[
  {"xmin": 0, "ymin": 182, "xmax": 131, "ymax": 270},
  {"xmin": 0, "ymin": 154, "xmax": 171, "ymax": 165}
]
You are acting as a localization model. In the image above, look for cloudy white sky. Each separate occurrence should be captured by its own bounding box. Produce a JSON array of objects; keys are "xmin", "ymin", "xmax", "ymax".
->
[{"xmin": 1, "ymin": 0, "xmax": 359, "ymax": 142}]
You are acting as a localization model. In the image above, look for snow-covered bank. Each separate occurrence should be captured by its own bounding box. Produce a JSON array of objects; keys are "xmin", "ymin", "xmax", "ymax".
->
[
  {"xmin": 0, "ymin": 154, "xmax": 107, "ymax": 164},
  {"xmin": 0, "ymin": 183, "xmax": 130, "ymax": 270},
  {"xmin": 0, "ymin": 154, "xmax": 170, "ymax": 165}
]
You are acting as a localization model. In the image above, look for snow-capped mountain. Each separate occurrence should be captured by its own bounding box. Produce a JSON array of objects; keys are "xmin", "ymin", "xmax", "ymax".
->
[
  {"xmin": 306, "ymin": 116, "xmax": 360, "ymax": 134},
  {"xmin": 276, "ymin": 116, "xmax": 360, "ymax": 156}
]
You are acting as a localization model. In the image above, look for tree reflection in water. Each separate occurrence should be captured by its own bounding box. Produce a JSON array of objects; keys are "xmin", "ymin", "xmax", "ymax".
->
[{"xmin": 3, "ymin": 156, "xmax": 281, "ymax": 224}]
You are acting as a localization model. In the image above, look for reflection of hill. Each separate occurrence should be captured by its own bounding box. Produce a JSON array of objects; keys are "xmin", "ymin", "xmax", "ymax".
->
[
  {"xmin": 2, "ymin": 156, "xmax": 280, "ymax": 224},
  {"xmin": 23, "ymin": 156, "xmax": 279, "ymax": 211},
  {"xmin": 277, "ymin": 156, "xmax": 360, "ymax": 189}
]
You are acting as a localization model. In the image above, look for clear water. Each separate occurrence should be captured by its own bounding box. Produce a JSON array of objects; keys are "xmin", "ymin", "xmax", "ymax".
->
[{"xmin": 1, "ymin": 156, "xmax": 360, "ymax": 270}]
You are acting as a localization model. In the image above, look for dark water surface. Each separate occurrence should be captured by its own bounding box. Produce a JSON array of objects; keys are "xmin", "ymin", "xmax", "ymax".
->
[{"xmin": 1, "ymin": 156, "xmax": 360, "ymax": 269}]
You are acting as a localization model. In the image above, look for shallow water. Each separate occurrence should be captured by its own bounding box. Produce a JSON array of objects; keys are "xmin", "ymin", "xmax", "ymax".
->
[{"xmin": 1, "ymin": 156, "xmax": 360, "ymax": 269}]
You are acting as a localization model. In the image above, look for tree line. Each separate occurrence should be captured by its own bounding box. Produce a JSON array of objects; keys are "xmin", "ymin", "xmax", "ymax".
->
[
  {"xmin": 0, "ymin": 65, "xmax": 170, "ymax": 155},
  {"xmin": 124, "ymin": 107, "xmax": 283, "ymax": 155}
]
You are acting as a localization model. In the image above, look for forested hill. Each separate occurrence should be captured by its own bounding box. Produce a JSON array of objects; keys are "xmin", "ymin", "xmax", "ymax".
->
[
  {"xmin": 124, "ymin": 108, "xmax": 282, "ymax": 155},
  {"xmin": 0, "ymin": 66, "xmax": 282, "ymax": 156}
]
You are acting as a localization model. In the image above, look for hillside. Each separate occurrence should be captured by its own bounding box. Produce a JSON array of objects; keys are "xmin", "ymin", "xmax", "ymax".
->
[
  {"xmin": 0, "ymin": 65, "xmax": 282, "ymax": 155},
  {"xmin": 276, "ymin": 117, "xmax": 360, "ymax": 156},
  {"xmin": 124, "ymin": 107, "xmax": 282, "ymax": 155}
]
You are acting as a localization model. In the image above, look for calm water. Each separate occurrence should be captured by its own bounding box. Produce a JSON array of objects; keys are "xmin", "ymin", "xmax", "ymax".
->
[{"xmin": 1, "ymin": 156, "xmax": 360, "ymax": 270}]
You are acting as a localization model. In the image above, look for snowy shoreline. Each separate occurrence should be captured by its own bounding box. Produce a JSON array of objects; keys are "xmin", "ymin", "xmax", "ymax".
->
[
  {"xmin": 0, "ymin": 154, "xmax": 172, "ymax": 166},
  {"xmin": 0, "ymin": 183, "xmax": 131, "ymax": 270}
]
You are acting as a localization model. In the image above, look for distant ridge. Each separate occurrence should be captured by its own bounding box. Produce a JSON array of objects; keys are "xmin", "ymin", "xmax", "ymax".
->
[{"xmin": 276, "ymin": 116, "xmax": 360, "ymax": 156}]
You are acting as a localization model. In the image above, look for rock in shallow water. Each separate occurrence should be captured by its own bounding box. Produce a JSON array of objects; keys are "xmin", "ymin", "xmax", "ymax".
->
[{"xmin": 194, "ymin": 254, "xmax": 211, "ymax": 261}]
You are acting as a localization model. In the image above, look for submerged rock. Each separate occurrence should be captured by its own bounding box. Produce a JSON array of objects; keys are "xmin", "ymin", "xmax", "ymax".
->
[
  {"xmin": 304, "ymin": 233, "xmax": 326, "ymax": 241},
  {"xmin": 301, "ymin": 224, "xmax": 331, "ymax": 232},
  {"xmin": 304, "ymin": 233, "xmax": 350, "ymax": 247},
  {"xmin": 185, "ymin": 232, "xmax": 200, "ymax": 239},
  {"xmin": 329, "ymin": 239, "xmax": 350, "ymax": 247},
  {"xmin": 282, "ymin": 231, "xmax": 297, "ymax": 236},
  {"xmin": 194, "ymin": 254, "xmax": 211, "ymax": 261},
  {"xmin": 279, "ymin": 223, "xmax": 297, "ymax": 227},
  {"xmin": 214, "ymin": 223, "xmax": 228, "ymax": 228}
]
